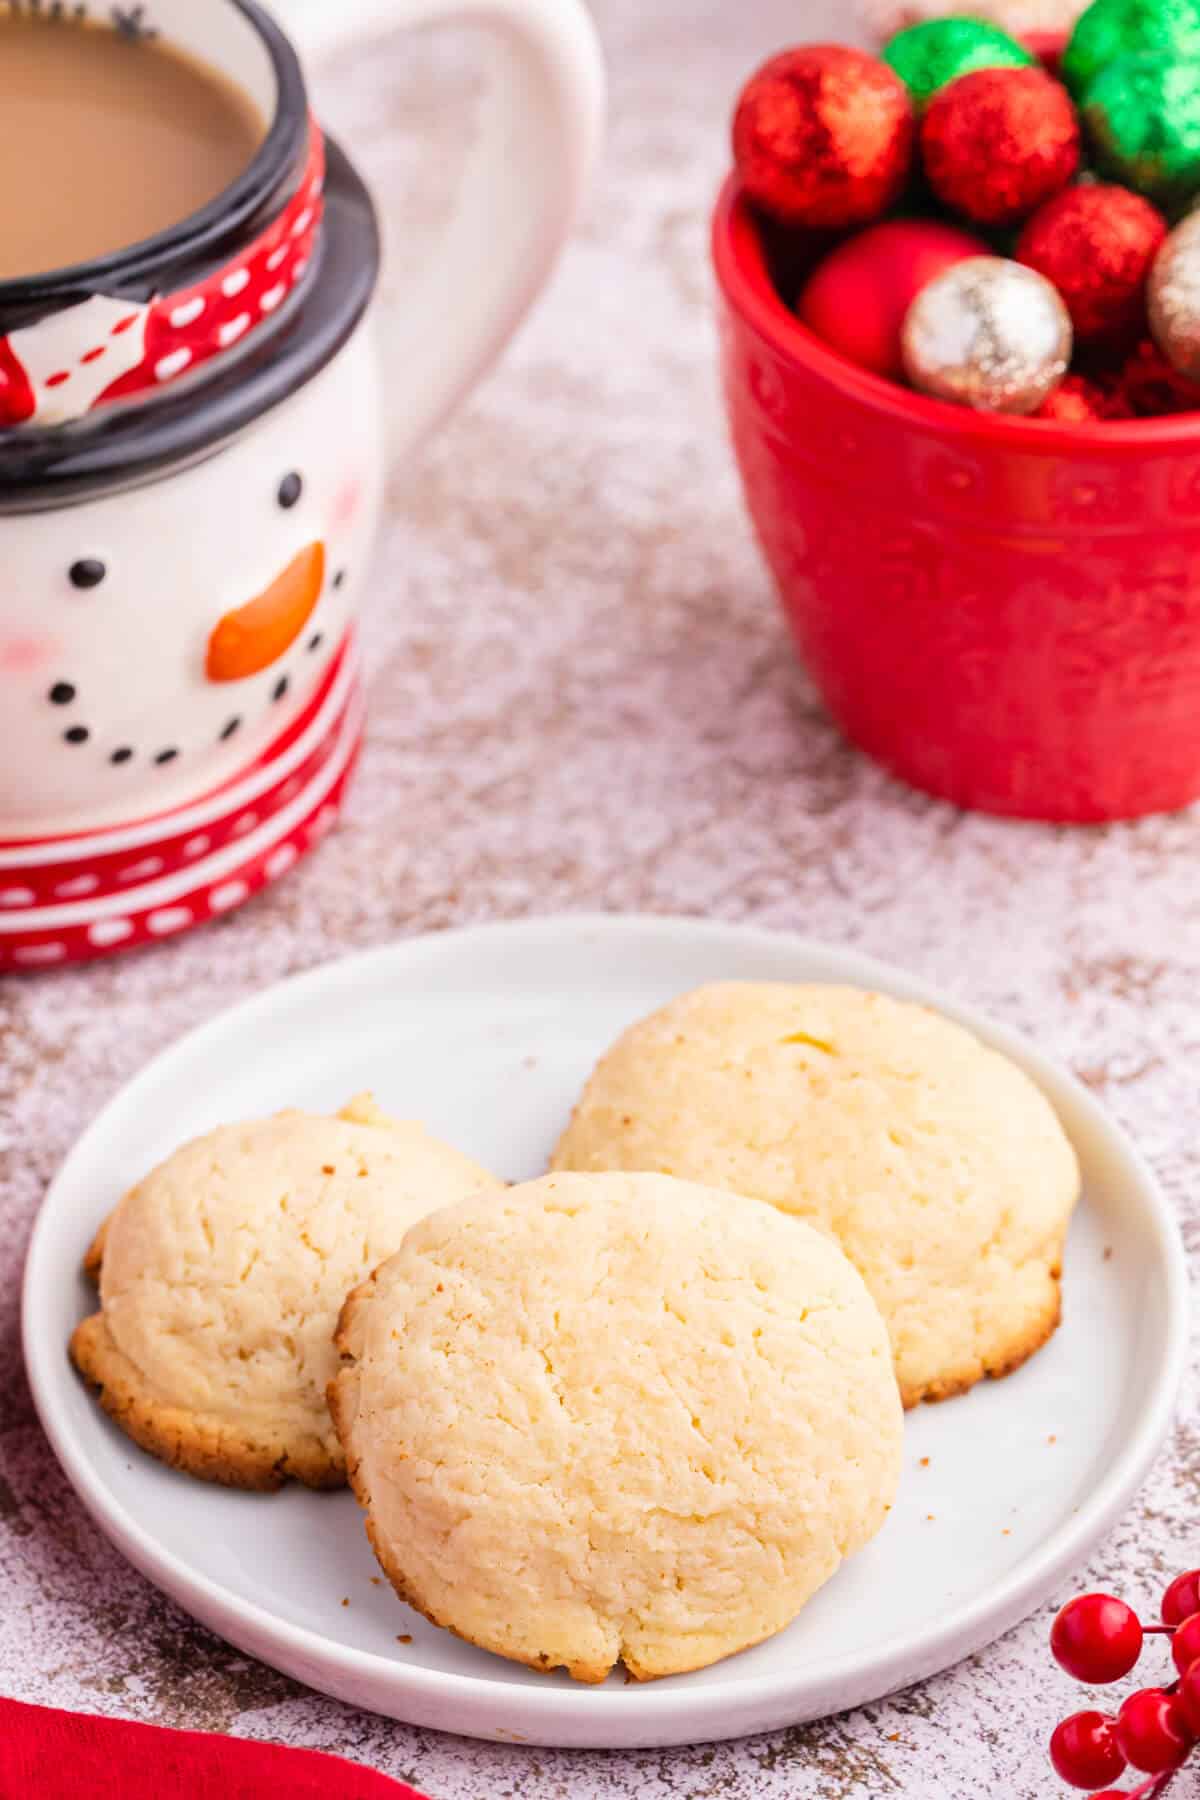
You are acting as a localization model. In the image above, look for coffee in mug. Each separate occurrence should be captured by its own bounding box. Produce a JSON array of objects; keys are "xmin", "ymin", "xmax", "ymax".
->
[{"xmin": 0, "ymin": 10, "xmax": 265, "ymax": 279}]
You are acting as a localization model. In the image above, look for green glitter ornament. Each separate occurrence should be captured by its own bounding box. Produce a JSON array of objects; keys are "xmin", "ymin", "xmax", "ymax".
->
[
  {"xmin": 1084, "ymin": 52, "xmax": 1200, "ymax": 204},
  {"xmin": 1063, "ymin": 0, "xmax": 1200, "ymax": 98},
  {"xmin": 882, "ymin": 18, "xmax": 1034, "ymax": 107}
]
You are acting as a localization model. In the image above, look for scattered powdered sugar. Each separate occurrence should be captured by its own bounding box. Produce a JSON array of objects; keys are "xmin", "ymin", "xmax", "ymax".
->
[
  {"xmin": 857, "ymin": 0, "xmax": 1087, "ymax": 42},
  {"xmin": 1, "ymin": 5, "xmax": 1198, "ymax": 1798}
]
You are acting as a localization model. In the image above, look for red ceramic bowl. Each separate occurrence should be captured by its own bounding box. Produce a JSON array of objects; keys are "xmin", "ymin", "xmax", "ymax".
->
[{"xmin": 713, "ymin": 175, "xmax": 1200, "ymax": 823}]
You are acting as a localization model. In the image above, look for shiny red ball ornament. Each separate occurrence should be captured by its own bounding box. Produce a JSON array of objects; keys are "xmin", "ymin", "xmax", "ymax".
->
[
  {"xmin": 797, "ymin": 217, "xmax": 988, "ymax": 378},
  {"xmin": 1050, "ymin": 1593, "xmax": 1145, "ymax": 1683},
  {"xmin": 1049, "ymin": 1711, "xmax": 1127, "ymax": 1790},
  {"xmin": 732, "ymin": 45, "xmax": 915, "ymax": 229},
  {"xmin": 1018, "ymin": 184, "xmax": 1167, "ymax": 344},
  {"xmin": 1164, "ymin": 1571, "xmax": 1200, "ymax": 1626},
  {"xmin": 1115, "ymin": 1688, "xmax": 1196, "ymax": 1774},
  {"xmin": 921, "ymin": 65, "xmax": 1081, "ymax": 227}
]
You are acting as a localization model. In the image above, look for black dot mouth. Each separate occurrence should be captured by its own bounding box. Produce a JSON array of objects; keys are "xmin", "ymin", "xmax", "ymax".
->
[
  {"xmin": 53, "ymin": 613, "xmax": 343, "ymax": 770},
  {"xmin": 332, "ymin": 568, "xmax": 346, "ymax": 590}
]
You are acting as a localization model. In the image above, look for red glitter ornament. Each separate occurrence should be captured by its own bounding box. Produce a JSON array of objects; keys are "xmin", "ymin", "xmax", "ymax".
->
[
  {"xmin": 798, "ymin": 217, "xmax": 988, "ymax": 378},
  {"xmin": 732, "ymin": 46, "xmax": 914, "ymax": 229},
  {"xmin": 921, "ymin": 65, "xmax": 1081, "ymax": 227},
  {"xmin": 1018, "ymin": 184, "xmax": 1167, "ymax": 344},
  {"xmin": 1119, "ymin": 337, "xmax": 1200, "ymax": 415},
  {"xmin": 1035, "ymin": 373, "xmax": 1132, "ymax": 423}
]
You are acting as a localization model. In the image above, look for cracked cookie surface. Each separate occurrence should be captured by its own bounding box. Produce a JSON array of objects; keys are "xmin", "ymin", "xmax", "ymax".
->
[
  {"xmin": 551, "ymin": 984, "xmax": 1081, "ymax": 1409},
  {"xmin": 330, "ymin": 1170, "xmax": 902, "ymax": 1682},
  {"xmin": 70, "ymin": 1095, "xmax": 495, "ymax": 1490}
]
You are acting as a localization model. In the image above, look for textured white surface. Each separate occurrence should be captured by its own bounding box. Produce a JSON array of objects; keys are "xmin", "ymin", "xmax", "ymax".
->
[
  {"xmin": 2, "ymin": 1, "xmax": 1199, "ymax": 1794},
  {"xmin": 857, "ymin": 0, "xmax": 1086, "ymax": 39}
]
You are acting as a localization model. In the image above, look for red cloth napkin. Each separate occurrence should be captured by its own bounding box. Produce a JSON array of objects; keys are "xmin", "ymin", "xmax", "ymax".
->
[{"xmin": 0, "ymin": 1698, "xmax": 430, "ymax": 1800}]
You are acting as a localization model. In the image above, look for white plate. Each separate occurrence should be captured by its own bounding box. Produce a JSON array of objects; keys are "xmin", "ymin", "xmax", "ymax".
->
[{"xmin": 22, "ymin": 914, "xmax": 1188, "ymax": 1750}]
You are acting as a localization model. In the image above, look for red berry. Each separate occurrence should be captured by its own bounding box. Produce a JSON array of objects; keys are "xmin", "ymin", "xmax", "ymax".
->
[
  {"xmin": 1051, "ymin": 1594, "xmax": 1144, "ymax": 1684},
  {"xmin": 1164, "ymin": 1571, "xmax": 1200, "ymax": 1627},
  {"xmin": 1050, "ymin": 1712, "xmax": 1126, "ymax": 1789},
  {"xmin": 1115, "ymin": 1688, "xmax": 1196, "ymax": 1774},
  {"xmin": 1179, "ymin": 1659, "xmax": 1200, "ymax": 1736},
  {"xmin": 1172, "ymin": 1611, "xmax": 1200, "ymax": 1676}
]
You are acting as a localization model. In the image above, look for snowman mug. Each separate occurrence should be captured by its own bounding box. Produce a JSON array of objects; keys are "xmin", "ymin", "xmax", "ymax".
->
[{"xmin": 0, "ymin": 0, "xmax": 603, "ymax": 970}]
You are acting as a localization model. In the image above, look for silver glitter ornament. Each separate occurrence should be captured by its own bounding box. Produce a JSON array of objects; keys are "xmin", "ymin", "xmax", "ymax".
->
[
  {"xmin": 901, "ymin": 256, "xmax": 1073, "ymax": 414},
  {"xmin": 1148, "ymin": 210, "xmax": 1200, "ymax": 382}
]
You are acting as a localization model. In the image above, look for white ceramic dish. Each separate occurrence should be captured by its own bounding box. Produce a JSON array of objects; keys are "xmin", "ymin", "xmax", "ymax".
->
[{"xmin": 22, "ymin": 914, "xmax": 1188, "ymax": 1749}]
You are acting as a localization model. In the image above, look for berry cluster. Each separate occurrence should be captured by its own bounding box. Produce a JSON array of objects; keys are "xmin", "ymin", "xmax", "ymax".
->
[{"xmin": 1050, "ymin": 1572, "xmax": 1200, "ymax": 1794}]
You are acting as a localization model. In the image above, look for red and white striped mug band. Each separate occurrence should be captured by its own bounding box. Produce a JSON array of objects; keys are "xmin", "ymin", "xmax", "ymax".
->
[{"xmin": 0, "ymin": 121, "xmax": 325, "ymax": 431}]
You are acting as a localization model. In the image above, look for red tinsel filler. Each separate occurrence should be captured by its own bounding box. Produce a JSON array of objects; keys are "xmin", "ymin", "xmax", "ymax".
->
[
  {"xmin": 1035, "ymin": 373, "xmax": 1132, "ymax": 423},
  {"xmin": 1018, "ymin": 185, "xmax": 1167, "ymax": 344},
  {"xmin": 732, "ymin": 46, "xmax": 914, "ymax": 229},
  {"xmin": 1119, "ymin": 339, "xmax": 1200, "ymax": 416},
  {"xmin": 921, "ymin": 66, "xmax": 1080, "ymax": 228}
]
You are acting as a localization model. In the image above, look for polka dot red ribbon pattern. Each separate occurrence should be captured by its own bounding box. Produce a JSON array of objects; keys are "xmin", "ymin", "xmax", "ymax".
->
[{"xmin": 0, "ymin": 122, "xmax": 326, "ymax": 430}]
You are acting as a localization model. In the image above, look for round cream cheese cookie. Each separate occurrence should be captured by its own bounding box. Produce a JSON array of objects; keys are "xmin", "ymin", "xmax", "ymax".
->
[
  {"xmin": 70, "ymin": 1095, "xmax": 495, "ymax": 1491},
  {"xmin": 330, "ymin": 1170, "xmax": 903, "ymax": 1683},
  {"xmin": 551, "ymin": 985, "xmax": 1081, "ymax": 1409}
]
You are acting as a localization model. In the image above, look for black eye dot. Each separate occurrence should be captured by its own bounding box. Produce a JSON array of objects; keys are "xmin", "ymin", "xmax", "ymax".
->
[
  {"xmin": 277, "ymin": 472, "xmax": 302, "ymax": 509},
  {"xmin": 272, "ymin": 674, "xmax": 289, "ymax": 702},
  {"xmin": 48, "ymin": 681, "xmax": 76, "ymax": 705},
  {"xmin": 64, "ymin": 725, "xmax": 89, "ymax": 745},
  {"xmin": 220, "ymin": 716, "xmax": 241, "ymax": 741},
  {"xmin": 154, "ymin": 747, "xmax": 179, "ymax": 766},
  {"xmin": 69, "ymin": 558, "xmax": 106, "ymax": 590},
  {"xmin": 332, "ymin": 568, "xmax": 346, "ymax": 589},
  {"xmin": 110, "ymin": 746, "xmax": 133, "ymax": 765},
  {"xmin": 307, "ymin": 632, "xmax": 323, "ymax": 653}
]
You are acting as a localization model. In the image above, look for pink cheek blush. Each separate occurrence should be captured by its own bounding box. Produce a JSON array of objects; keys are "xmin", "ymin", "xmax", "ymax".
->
[
  {"xmin": 331, "ymin": 475, "xmax": 363, "ymax": 530},
  {"xmin": 0, "ymin": 635, "xmax": 63, "ymax": 675}
]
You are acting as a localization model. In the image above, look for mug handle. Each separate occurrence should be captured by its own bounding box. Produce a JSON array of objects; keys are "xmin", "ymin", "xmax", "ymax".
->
[{"xmin": 287, "ymin": 0, "xmax": 605, "ymax": 459}]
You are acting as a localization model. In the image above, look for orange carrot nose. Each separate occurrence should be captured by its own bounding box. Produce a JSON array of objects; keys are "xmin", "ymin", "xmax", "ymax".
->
[{"xmin": 205, "ymin": 542, "xmax": 326, "ymax": 683}]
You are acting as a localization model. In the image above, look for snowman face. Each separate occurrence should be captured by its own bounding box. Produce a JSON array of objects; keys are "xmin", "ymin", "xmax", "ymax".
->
[{"xmin": 0, "ymin": 339, "xmax": 382, "ymax": 838}]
